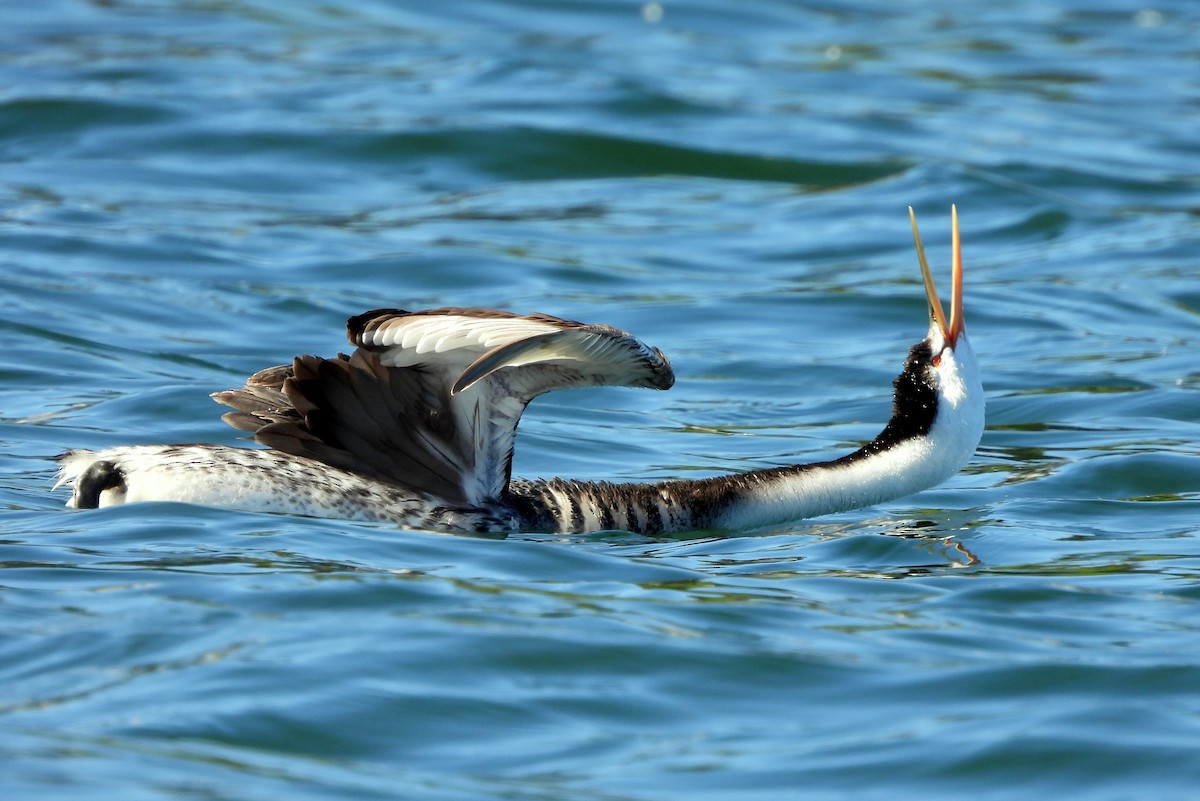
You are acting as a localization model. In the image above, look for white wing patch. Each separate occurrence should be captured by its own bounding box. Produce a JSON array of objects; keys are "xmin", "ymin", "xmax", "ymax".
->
[{"xmin": 359, "ymin": 313, "xmax": 563, "ymax": 367}]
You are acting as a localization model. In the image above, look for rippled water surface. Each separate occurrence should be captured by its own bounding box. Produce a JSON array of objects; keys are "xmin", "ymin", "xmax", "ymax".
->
[{"xmin": 4, "ymin": 1, "xmax": 1200, "ymax": 799}]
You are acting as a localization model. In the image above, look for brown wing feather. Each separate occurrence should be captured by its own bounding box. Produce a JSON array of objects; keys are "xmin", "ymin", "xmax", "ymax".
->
[
  {"xmin": 216, "ymin": 351, "xmax": 474, "ymax": 505},
  {"xmin": 212, "ymin": 362, "xmax": 305, "ymax": 433}
]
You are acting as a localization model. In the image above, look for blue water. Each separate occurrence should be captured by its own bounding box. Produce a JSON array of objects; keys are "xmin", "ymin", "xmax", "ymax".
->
[{"xmin": 4, "ymin": 1, "xmax": 1200, "ymax": 798}]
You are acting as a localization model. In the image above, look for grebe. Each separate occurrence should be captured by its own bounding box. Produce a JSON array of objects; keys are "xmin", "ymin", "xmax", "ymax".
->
[{"xmin": 55, "ymin": 207, "xmax": 983, "ymax": 535}]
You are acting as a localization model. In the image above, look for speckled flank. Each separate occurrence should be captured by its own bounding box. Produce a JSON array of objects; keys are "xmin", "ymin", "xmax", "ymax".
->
[{"xmin": 57, "ymin": 445, "xmax": 520, "ymax": 535}]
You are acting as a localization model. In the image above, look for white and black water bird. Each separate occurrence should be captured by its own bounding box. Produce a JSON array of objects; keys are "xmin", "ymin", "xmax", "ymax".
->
[{"xmin": 56, "ymin": 208, "xmax": 983, "ymax": 535}]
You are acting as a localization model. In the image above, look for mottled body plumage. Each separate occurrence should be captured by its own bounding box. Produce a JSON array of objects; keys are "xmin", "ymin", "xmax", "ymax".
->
[{"xmin": 56, "ymin": 210, "xmax": 983, "ymax": 535}]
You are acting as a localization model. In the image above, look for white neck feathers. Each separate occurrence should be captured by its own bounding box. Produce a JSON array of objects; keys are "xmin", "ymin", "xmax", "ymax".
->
[{"xmin": 708, "ymin": 332, "xmax": 983, "ymax": 531}]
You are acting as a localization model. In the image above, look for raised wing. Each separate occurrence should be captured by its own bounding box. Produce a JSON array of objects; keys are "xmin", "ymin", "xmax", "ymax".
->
[
  {"xmin": 214, "ymin": 307, "xmax": 673, "ymax": 506},
  {"xmin": 214, "ymin": 351, "xmax": 474, "ymax": 505}
]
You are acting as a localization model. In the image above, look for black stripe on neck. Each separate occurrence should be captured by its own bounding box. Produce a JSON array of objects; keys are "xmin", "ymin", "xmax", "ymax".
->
[{"xmin": 838, "ymin": 339, "xmax": 938, "ymax": 463}]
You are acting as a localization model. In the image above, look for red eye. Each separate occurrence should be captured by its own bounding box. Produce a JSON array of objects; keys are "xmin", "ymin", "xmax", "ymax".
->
[{"xmin": 932, "ymin": 354, "xmax": 942, "ymax": 367}]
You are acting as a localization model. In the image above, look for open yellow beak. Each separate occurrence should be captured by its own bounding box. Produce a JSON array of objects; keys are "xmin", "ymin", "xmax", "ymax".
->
[{"xmin": 908, "ymin": 205, "xmax": 965, "ymax": 349}]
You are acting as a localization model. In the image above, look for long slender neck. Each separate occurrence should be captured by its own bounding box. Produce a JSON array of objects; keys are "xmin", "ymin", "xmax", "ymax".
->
[
  {"xmin": 693, "ymin": 435, "xmax": 952, "ymax": 532},
  {"xmin": 509, "ymin": 431, "xmax": 953, "ymax": 535},
  {"xmin": 508, "ymin": 335, "xmax": 983, "ymax": 535},
  {"xmin": 701, "ymin": 338, "xmax": 965, "ymax": 531}
]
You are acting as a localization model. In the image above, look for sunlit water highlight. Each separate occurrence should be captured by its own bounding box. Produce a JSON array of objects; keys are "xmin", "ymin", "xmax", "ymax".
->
[{"xmin": 3, "ymin": 2, "xmax": 1200, "ymax": 799}]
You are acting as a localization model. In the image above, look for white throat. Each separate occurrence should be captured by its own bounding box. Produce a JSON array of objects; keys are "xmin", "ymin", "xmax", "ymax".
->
[{"xmin": 711, "ymin": 329, "xmax": 984, "ymax": 531}]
